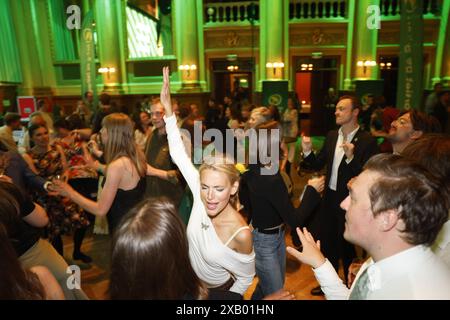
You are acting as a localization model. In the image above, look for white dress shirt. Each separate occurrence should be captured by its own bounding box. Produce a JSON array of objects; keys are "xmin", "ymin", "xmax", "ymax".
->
[
  {"xmin": 433, "ymin": 220, "xmax": 450, "ymax": 268},
  {"xmin": 313, "ymin": 245, "xmax": 450, "ymax": 300},
  {"xmin": 328, "ymin": 126, "xmax": 359, "ymax": 191}
]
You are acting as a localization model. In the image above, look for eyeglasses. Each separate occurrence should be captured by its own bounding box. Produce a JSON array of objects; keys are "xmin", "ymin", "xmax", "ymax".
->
[
  {"xmin": 396, "ymin": 117, "xmax": 411, "ymax": 126},
  {"xmin": 149, "ymin": 111, "xmax": 164, "ymax": 117}
]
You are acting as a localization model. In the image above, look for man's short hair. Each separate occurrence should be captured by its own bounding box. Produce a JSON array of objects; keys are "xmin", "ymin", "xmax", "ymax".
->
[
  {"xmin": 338, "ymin": 95, "xmax": 360, "ymax": 111},
  {"xmin": 179, "ymin": 104, "xmax": 191, "ymax": 119},
  {"xmin": 4, "ymin": 113, "xmax": 21, "ymax": 126},
  {"xmin": 99, "ymin": 93, "xmax": 111, "ymax": 106},
  {"xmin": 364, "ymin": 153, "xmax": 449, "ymax": 246},
  {"xmin": 151, "ymin": 97, "xmax": 161, "ymax": 106},
  {"xmin": 402, "ymin": 134, "xmax": 450, "ymax": 194},
  {"xmin": 402, "ymin": 109, "xmax": 433, "ymax": 133}
]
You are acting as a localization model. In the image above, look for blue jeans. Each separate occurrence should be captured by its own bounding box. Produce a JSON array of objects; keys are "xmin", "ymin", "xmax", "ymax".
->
[{"xmin": 251, "ymin": 228, "xmax": 286, "ymax": 300}]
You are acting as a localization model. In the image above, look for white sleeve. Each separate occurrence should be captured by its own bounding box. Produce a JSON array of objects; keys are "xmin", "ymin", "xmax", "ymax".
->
[
  {"xmin": 313, "ymin": 259, "xmax": 350, "ymax": 300},
  {"xmin": 180, "ymin": 130, "xmax": 192, "ymax": 160},
  {"xmin": 164, "ymin": 114, "xmax": 199, "ymax": 195},
  {"xmin": 228, "ymin": 255, "xmax": 256, "ymax": 295}
]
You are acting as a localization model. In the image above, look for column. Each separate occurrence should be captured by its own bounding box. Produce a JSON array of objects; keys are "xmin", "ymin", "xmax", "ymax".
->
[
  {"xmin": 432, "ymin": 0, "xmax": 450, "ymax": 87},
  {"xmin": 344, "ymin": 0, "xmax": 356, "ymax": 90},
  {"xmin": 174, "ymin": 0, "xmax": 201, "ymax": 88},
  {"xmin": 95, "ymin": 0, "xmax": 125, "ymax": 94},
  {"xmin": 352, "ymin": 0, "xmax": 379, "ymax": 81},
  {"xmin": 259, "ymin": 0, "xmax": 287, "ymax": 84},
  {"xmin": 82, "ymin": 0, "xmax": 91, "ymax": 15}
]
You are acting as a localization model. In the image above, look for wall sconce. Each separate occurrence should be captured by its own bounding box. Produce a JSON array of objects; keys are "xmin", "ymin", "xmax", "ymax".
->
[
  {"xmin": 379, "ymin": 62, "xmax": 392, "ymax": 70},
  {"xmin": 98, "ymin": 67, "xmax": 116, "ymax": 79},
  {"xmin": 356, "ymin": 60, "xmax": 377, "ymax": 74},
  {"xmin": 301, "ymin": 63, "xmax": 313, "ymax": 71},
  {"xmin": 266, "ymin": 62, "xmax": 284, "ymax": 75},
  {"xmin": 227, "ymin": 65, "xmax": 239, "ymax": 71},
  {"xmin": 178, "ymin": 64, "xmax": 197, "ymax": 77}
]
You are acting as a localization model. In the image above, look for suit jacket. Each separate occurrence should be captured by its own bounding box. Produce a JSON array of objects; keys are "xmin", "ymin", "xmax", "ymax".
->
[
  {"xmin": 144, "ymin": 129, "xmax": 185, "ymax": 206},
  {"xmin": 300, "ymin": 128, "xmax": 379, "ymax": 202},
  {"xmin": 1, "ymin": 150, "xmax": 46, "ymax": 193}
]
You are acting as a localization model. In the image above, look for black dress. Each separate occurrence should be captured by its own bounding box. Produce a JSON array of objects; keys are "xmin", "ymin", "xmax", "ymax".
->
[{"xmin": 106, "ymin": 177, "xmax": 146, "ymax": 233}]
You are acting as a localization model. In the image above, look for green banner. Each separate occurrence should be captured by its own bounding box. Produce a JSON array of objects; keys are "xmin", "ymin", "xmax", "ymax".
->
[
  {"xmin": 262, "ymin": 81, "xmax": 289, "ymax": 114},
  {"xmin": 396, "ymin": 0, "xmax": 423, "ymax": 110},
  {"xmin": 80, "ymin": 11, "xmax": 97, "ymax": 110}
]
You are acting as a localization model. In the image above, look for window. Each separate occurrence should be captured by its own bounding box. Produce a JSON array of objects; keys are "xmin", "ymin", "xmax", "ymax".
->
[{"xmin": 126, "ymin": 0, "xmax": 173, "ymax": 59}]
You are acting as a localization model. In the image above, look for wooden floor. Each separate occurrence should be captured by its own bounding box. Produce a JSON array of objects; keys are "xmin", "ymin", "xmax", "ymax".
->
[{"xmin": 61, "ymin": 163, "xmax": 327, "ymax": 300}]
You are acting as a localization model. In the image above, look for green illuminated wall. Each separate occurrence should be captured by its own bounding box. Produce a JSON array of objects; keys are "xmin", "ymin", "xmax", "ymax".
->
[
  {"xmin": 0, "ymin": 0, "xmax": 449, "ymax": 100},
  {"xmin": 0, "ymin": 0, "xmax": 22, "ymax": 83}
]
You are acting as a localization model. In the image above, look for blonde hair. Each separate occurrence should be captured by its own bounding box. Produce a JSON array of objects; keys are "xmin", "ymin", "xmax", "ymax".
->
[
  {"xmin": 102, "ymin": 113, "xmax": 147, "ymax": 177},
  {"xmin": 199, "ymin": 155, "xmax": 240, "ymax": 210},
  {"xmin": 249, "ymin": 107, "xmax": 271, "ymax": 128}
]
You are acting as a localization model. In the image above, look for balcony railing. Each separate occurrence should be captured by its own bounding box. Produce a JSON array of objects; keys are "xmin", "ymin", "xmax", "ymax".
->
[
  {"xmin": 203, "ymin": 0, "xmax": 440, "ymax": 26},
  {"xmin": 379, "ymin": 0, "xmax": 441, "ymax": 16},
  {"xmin": 204, "ymin": 1, "xmax": 259, "ymax": 25},
  {"xmin": 289, "ymin": 0, "xmax": 347, "ymax": 20}
]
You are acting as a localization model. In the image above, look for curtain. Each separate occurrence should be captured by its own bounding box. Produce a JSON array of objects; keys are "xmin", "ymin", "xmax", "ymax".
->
[
  {"xmin": 0, "ymin": 0, "xmax": 22, "ymax": 82},
  {"xmin": 48, "ymin": 0, "xmax": 78, "ymax": 61}
]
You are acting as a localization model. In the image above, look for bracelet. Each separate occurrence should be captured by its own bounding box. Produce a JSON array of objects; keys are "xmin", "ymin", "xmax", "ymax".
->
[{"xmin": 43, "ymin": 181, "xmax": 52, "ymax": 192}]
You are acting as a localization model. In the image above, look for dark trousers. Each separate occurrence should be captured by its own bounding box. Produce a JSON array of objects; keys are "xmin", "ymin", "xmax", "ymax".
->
[
  {"xmin": 69, "ymin": 178, "xmax": 98, "ymax": 255},
  {"xmin": 318, "ymin": 188, "xmax": 356, "ymax": 284}
]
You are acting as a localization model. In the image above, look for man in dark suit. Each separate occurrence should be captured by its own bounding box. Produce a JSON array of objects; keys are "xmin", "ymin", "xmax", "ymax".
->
[
  {"xmin": 0, "ymin": 140, "xmax": 49, "ymax": 193},
  {"xmin": 299, "ymin": 95, "xmax": 379, "ymax": 294}
]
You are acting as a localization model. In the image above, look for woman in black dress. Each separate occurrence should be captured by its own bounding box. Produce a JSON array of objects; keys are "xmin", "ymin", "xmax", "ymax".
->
[{"xmin": 52, "ymin": 113, "xmax": 170, "ymax": 233}]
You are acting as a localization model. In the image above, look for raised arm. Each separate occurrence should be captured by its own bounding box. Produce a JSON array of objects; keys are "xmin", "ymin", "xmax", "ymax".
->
[
  {"xmin": 287, "ymin": 227, "xmax": 349, "ymax": 300},
  {"xmin": 160, "ymin": 67, "xmax": 200, "ymax": 194}
]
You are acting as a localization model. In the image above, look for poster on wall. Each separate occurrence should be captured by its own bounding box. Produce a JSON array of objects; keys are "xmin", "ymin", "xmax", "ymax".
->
[
  {"xmin": 17, "ymin": 96, "xmax": 36, "ymax": 121},
  {"xmin": 262, "ymin": 81, "xmax": 289, "ymax": 114},
  {"xmin": 396, "ymin": 0, "xmax": 423, "ymax": 110},
  {"xmin": 80, "ymin": 10, "xmax": 97, "ymax": 111}
]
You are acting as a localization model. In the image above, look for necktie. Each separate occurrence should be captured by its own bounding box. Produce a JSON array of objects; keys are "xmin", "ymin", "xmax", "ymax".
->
[{"xmin": 349, "ymin": 267, "xmax": 370, "ymax": 300}]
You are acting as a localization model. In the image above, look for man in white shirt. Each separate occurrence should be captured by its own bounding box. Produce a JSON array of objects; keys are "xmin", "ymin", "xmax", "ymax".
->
[
  {"xmin": 299, "ymin": 96, "xmax": 378, "ymax": 294},
  {"xmin": 288, "ymin": 153, "xmax": 450, "ymax": 299}
]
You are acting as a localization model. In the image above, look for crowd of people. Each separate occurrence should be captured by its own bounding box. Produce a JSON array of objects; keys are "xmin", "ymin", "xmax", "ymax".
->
[{"xmin": 0, "ymin": 70, "xmax": 449, "ymax": 300}]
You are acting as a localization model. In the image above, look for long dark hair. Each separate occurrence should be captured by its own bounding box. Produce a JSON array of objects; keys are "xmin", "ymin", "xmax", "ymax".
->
[
  {"xmin": 0, "ymin": 183, "xmax": 45, "ymax": 300},
  {"xmin": 109, "ymin": 198, "xmax": 207, "ymax": 300},
  {"xmin": 102, "ymin": 113, "xmax": 147, "ymax": 177},
  {"xmin": 27, "ymin": 123, "xmax": 49, "ymax": 149},
  {"xmin": 132, "ymin": 111, "xmax": 150, "ymax": 134}
]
